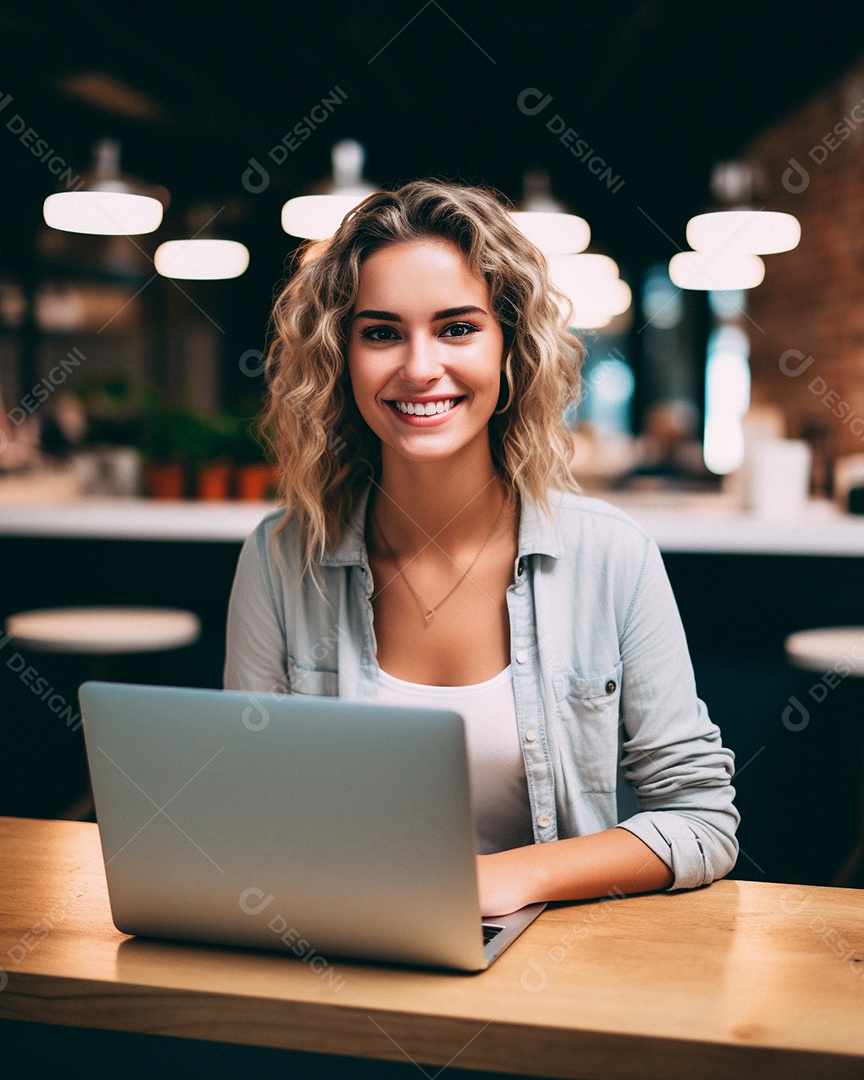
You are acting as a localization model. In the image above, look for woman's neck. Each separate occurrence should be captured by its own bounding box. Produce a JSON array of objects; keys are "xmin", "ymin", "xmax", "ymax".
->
[{"xmin": 369, "ymin": 455, "xmax": 511, "ymax": 555}]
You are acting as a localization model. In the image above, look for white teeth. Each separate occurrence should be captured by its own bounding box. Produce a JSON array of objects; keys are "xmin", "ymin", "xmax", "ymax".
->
[{"xmin": 392, "ymin": 398, "xmax": 456, "ymax": 416}]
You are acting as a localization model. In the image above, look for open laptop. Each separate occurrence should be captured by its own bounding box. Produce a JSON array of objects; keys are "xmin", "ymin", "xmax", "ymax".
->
[{"xmin": 78, "ymin": 681, "xmax": 545, "ymax": 972}]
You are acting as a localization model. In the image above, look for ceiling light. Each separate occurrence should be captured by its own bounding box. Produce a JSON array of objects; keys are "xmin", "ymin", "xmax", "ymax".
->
[
  {"xmin": 548, "ymin": 253, "xmax": 631, "ymax": 328},
  {"xmin": 687, "ymin": 210, "xmax": 800, "ymax": 255},
  {"xmin": 512, "ymin": 168, "xmax": 591, "ymax": 255},
  {"xmin": 603, "ymin": 279, "xmax": 632, "ymax": 316},
  {"xmin": 684, "ymin": 161, "xmax": 800, "ymax": 257},
  {"xmin": 44, "ymin": 191, "xmax": 163, "ymax": 235},
  {"xmin": 282, "ymin": 194, "xmax": 369, "ymax": 240},
  {"xmin": 548, "ymin": 253, "xmax": 620, "ymax": 286},
  {"xmin": 43, "ymin": 138, "xmax": 166, "ymax": 235},
  {"xmin": 568, "ymin": 281, "xmax": 632, "ymax": 328},
  {"xmin": 510, "ymin": 211, "xmax": 590, "ymax": 255},
  {"xmin": 669, "ymin": 251, "xmax": 765, "ymax": 291},
  {"xmin": 154, "ymin": 239, "xmax": 249, "ymax": 280},
  {"xmin": 282, "ymin": 139, "xmax": 377, "ymax": 239}
]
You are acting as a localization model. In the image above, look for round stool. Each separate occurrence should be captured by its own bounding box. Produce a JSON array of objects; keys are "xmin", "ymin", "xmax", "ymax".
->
[
  {"xmin": 785, "ymin": 626, "xmax": 864, "ymax": 888},
  {"xmin": 5, "ymin": 606, "xmax": 202, "ymax": 819},
  {"xmin": 6, "ymin": 607, "xmax": 201, "ymax": 655}
]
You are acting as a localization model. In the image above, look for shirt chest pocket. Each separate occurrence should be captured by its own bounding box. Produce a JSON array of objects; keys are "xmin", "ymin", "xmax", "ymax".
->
[
  {"xmin": 286, "ymin": 655, "xmax": 339, "ymax": 697},
  {"xmin": 551, "ymin": 661, "xmax": 623, "ymax": 794}
]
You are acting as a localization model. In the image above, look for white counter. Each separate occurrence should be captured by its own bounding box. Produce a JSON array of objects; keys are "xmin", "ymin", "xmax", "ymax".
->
[
  {"xmin": 0, "ymin": 499, "xmax": 277, "ymax": 542},
  {"xmin": 604, "ymin": 492, "xmax": 864, "ymax": 556},
  {"xmin": 1, "ymin": 493, "xmax": 863, "ymax": 554}
]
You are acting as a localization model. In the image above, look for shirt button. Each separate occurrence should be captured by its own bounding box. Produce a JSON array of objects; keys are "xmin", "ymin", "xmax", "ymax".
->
[
  {"xmin": 525, "ymin": 728, "xmax": 537, "ymax": 742},
  {"xmin": 537, "ymin": 813, "xmax": 551, "ymax": 829},
  {"xmin": 605, "ymin": 680, "xmax": 617, "ymax": 694},
  {"xmin": 517, "ymin": 560, "xmax": 525, "ymax": 577},
  {"xmin": 515, "ymin": 649, "xmax": 529, "ymax": 664}
]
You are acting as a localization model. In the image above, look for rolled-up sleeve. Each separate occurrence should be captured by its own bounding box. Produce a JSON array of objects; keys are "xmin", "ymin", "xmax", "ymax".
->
[{"xmin": 614, "ymin": 538, "xmax": 739, "ymax": 889}]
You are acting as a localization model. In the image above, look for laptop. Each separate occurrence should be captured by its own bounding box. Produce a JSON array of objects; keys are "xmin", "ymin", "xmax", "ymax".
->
[{"xmin": 78, "ymin": 681, "xmax": 545, "ymax": 972}]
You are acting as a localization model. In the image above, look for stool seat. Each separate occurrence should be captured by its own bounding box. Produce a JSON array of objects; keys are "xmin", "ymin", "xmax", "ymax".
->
[
  {"xmin": 5, "ymin": 607, "xmax": 201, "ymax": 655},
  {"xmin": 784, "ymin": 626, "xmax": 864, "ymax": 676}
]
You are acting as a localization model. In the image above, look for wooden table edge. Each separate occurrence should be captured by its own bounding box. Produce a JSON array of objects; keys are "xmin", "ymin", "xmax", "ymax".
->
[{"xmin": 2, "ymin": 968, "xmax": 864, "ymax": 1080}]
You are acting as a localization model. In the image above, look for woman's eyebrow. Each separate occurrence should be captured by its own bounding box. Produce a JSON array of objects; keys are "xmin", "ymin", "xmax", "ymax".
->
[
  {"xmin": 352, "ymin": 309, "xmax": 401, "ymax": 322},
  {"xmin": 351, "ymin": 305, "xmax": 488, "ymax": 323},
  {"xmin": 432, "ymin": 305, "xmax": 488, "ymax": 320}
]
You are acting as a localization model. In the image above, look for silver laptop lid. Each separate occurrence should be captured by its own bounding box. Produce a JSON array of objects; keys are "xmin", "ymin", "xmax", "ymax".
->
[{"xmin": 80, "ymin": 681, "xmax": 492, "ymax": 971}]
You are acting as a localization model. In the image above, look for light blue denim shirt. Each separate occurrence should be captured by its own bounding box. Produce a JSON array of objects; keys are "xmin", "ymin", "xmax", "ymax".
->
[{"xmin": 224, "ymin": 483, "xmax": 739, "ymax": 891}]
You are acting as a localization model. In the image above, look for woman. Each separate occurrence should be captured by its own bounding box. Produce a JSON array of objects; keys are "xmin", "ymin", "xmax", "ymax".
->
[{"xmin": 224, "ymin": 179, "xmax": 738, "ymax": 916}]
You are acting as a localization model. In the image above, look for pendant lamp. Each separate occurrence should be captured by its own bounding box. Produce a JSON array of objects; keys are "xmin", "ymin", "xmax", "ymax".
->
[
  {"xmin": 509, "ymin": 169, "xmax": 590, "ymax": 255},
  {"xmin": 281, "ymin": 140, "xmax": 377, "ymax": 239},
  {"xmin": 154, "ymin": 203, "xmax": 248, "ymax": 280},
  {"xmin": 685, "ymin": 161, "xmax": 800, "ymax": 256},
  {"xmin": 669, "ymin": 251, "xmax": 765, "ymax": 291},
  {"xmin": 43, "ymin": 139, "xmax": 166, "ymax": 235},
  {"xmin": 154, "ymin": 238, "xmax": 249, "ymax": 280},
  {"xmin": 549, "ymin": 253, "xmax": 631, "ymax": 329}
]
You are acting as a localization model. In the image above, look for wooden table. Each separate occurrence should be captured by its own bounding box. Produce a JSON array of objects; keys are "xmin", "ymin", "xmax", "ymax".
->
[{"xmin": 1, "ymin": 817, "xmax": 863, "ymax": 1079}]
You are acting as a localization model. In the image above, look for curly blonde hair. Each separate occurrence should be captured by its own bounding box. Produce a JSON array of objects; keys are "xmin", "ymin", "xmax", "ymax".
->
[{"xmin": 262, "ymin": 179, "xmax": 583, "ymax": 574}]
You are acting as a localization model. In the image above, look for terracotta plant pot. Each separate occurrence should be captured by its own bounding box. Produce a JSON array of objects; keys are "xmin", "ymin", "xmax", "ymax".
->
[
  {"xmin": 143, "ymin": 462, "xmax": 186, "ymax": 499},
  {"xmin": 196, "ymin": 462, "xmax": 233, "ymax": 501},
  {"xmin": 236, "ymin": 463, "xmax": 280, "ymax": 501}
]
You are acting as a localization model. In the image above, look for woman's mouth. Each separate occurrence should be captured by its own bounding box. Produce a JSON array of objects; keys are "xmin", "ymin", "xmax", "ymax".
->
[{"xmin": 385, "ymin": 397, "xmax": 466, "ymax": 425}]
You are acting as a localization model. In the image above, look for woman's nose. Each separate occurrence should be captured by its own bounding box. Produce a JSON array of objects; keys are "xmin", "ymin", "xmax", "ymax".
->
[{"xmin": 399, "ymin": 334, "xmax": 444, "ymax": 383}]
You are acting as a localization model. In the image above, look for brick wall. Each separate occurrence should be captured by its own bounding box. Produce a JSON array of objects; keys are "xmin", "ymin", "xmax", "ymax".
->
[{"xmin": 745, "ymin": 57, "xmax": 864, "ymax": 459}]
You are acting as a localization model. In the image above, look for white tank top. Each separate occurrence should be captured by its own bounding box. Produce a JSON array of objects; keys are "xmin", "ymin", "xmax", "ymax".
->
[{"xmin": 376, "ymin": 665, "xmax": 534, "ymax": 855}]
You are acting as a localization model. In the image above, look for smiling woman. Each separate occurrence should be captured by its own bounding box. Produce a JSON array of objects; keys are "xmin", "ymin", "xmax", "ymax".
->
[
  {"xmin": 347, "ymin": 239, "xmax": 505, "ymax": 466},
  {"xmin": 223, "ymin": 179, "xmax": 739, "ymax": 917}
]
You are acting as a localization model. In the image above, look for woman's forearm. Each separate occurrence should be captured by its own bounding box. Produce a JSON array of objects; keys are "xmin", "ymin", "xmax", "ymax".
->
[{"xmin": 477, "ymin": 827, "xmax": 674, "ymax": 917}]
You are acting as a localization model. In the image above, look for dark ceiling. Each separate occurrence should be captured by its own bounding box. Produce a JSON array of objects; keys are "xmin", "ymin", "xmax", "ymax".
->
[{"xmin": 3, "ymin": 0, "xmax": 864, "ymax": 280}]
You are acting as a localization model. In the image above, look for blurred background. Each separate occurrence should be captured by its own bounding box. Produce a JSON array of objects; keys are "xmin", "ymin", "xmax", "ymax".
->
[
  {"xmin": 4, "ymin": 0, "xmax": 864, "ymax": 889},
  {"xmin": 2, "ymin": 0, "xmax": 864, "ymax": 483}
]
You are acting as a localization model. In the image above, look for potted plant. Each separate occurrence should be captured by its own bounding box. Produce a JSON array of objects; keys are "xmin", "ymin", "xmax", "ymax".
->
[
  {"xmin": 139, "ymin": 409, "xmax": 210, "ymax": 499},
  {"xmin": 195, "ymin": 415, "xmax": 236, "ymax": 500},
  {"xmin": 230, "ymin": 414, "xmax": 280, "ymax": 501}
]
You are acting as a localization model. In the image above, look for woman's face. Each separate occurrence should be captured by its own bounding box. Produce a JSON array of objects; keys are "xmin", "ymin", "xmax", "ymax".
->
[{"xmin": 346, "ymin": 237, "xmax": 505, "ymax": 468}]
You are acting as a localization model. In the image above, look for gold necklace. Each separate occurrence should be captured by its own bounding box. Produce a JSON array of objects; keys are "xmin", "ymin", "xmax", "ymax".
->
[{"xmin": 372, "ymin": 494, "xmax": 507, "ymax": 626}]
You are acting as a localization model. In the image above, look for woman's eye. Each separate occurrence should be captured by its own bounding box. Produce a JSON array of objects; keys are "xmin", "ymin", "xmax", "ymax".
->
[
  {"xmin": 440, "ymin": 322, "xmax": 478, "ymax": 338},
  {"xmin": 361, "ymin": 325, "xmax": 399, "ymax": 342}
]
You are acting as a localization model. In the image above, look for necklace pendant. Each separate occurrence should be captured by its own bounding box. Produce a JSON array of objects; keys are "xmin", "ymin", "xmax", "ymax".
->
[{"xmin": 423, "ymin": 610, "xmax": 435, "ymax": 624}]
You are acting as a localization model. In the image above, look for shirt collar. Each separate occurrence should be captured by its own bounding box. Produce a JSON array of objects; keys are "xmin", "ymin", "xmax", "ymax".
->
[
  {"xmin": 517, "ymin": 489, "xmax": 562, "ymax": 559},
  {"xmin": 322, "ymin": 478, "xmax": 562, "ymax": 567},
  {"xmin": 322, "ymin": 481, "xmax": 374, "ymax": 567}
]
